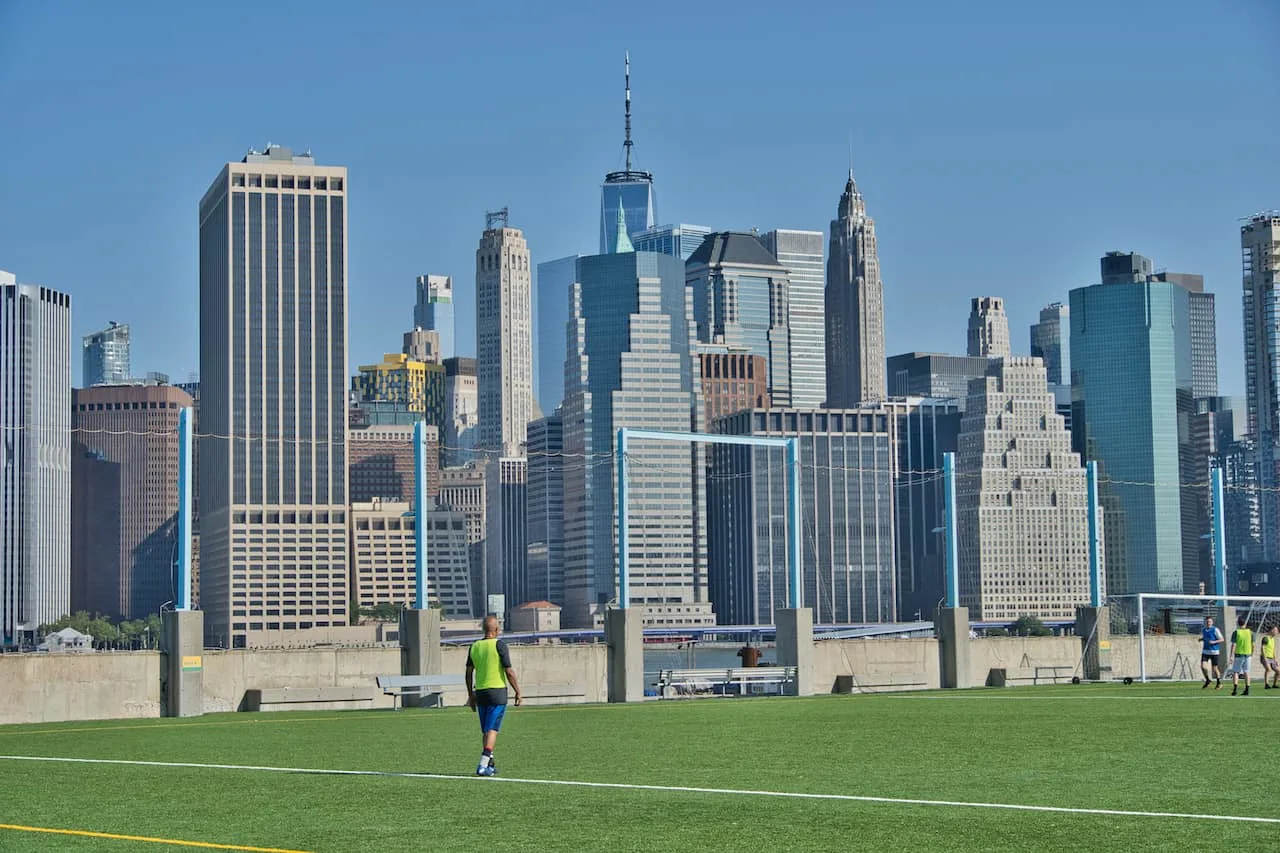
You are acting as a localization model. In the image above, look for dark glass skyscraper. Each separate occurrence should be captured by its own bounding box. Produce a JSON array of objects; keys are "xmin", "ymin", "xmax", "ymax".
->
[
  {"xmin": 82, "ymin": 321, "xmax": 131, "ymax": 387},
  {"xmin": 598, "ymin": 54, "xmax": 655, "ymax": 254}
]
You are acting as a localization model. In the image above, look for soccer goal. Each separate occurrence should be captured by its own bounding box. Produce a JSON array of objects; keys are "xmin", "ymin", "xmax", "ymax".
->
[{"xmin": 1108, "ymin": 593, "xmax": 1280, "ymax": 683}]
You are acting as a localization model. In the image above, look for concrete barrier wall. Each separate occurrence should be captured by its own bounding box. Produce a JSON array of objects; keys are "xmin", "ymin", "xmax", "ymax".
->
[
  {"xmin": 0, "ymin": 651, "xmax": 160, "ymax": 724},
  {"xmin": 201, "ymin": 647, "xmax": 401, "ymax": 712},
  {"xmin": 441, "ymin": 643, "xmax": 607, "ymax": 705},
  {"xmin": 968, "ymin": 636, "xmax": 1083, "ymax": 686},
  {"xmin": 1108, "ymin": 635, "xmax": 1203, "ymax": 681},
  {"xmin": 814, "ymin": 638, "xmax": 939, "ymax": 692}
]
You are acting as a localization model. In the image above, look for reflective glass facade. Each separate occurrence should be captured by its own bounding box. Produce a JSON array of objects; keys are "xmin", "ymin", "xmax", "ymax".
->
[
  {"xmin": 598, "ymin": 179, "xmax": 655, "ymax": 255},
  {"xmin": 1030, "ymin": 303, "xmax": 1069, "ymax": 386},
  {"xmin": 633, "ymin": 223, "xmax": 712, "ymax": 261},
  {"xmin": 1070, "ymin": 277, "xmax": 1191, "ymax": 593},
  {"xmin": 760, "ymin": 230, "xmax": 824, "ymax": 408},
  {"xmin": 534, "ymin": 254, "xmax": 577, "ymax": 416},
  {"xmin": 82, "ymin": 322, "xmax": 131, "ymax": 387}
]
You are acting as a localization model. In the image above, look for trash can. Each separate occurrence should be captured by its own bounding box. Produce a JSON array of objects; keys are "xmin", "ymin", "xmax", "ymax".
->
[{"xmin": 986, "ymin": 668, "xmax": 1007, "ymax": 687}]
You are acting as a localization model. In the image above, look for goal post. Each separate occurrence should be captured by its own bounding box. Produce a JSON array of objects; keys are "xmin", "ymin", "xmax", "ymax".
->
[{"xmin": 1108, "ymin": 593, "xmax": 1280, "ymax": 683}]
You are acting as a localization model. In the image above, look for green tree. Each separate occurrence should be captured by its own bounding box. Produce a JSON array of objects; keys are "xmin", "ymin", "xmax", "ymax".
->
[{"xmin": 1008, "ymin": 615, "xmax": 1052, "ymax": 637}]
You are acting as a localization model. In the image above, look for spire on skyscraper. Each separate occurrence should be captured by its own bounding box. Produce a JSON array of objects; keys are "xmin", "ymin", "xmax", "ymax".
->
[{"xmin": 613, "ymin": 199, "xmax": 634, "ymax": 253}]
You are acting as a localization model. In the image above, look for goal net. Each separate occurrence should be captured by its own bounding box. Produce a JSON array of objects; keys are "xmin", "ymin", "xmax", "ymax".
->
[{"xmin": 1107, "ymin": 594, "xmax": 1280, "ymax": 683}]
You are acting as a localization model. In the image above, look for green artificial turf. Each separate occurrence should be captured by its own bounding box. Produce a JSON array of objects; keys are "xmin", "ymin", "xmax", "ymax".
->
[{"xmin": 0, "ymin": 683, "xmax": 1273, "ymax": 852}]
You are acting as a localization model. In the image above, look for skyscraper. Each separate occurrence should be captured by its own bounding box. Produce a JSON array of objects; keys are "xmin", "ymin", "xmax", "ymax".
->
[
  {"xmin": 1070, "ymin": 253, "xmax": 1191, "ymax": 594},
  {"xmin": 1242, "ymin": 214, "xmax": 1280, "ymax": 559},
  {"xmin": 599, "ymin": 54, "xmax": 655, "ymax": 254},
  {"xmin": 967, "ymin": 297, "xmax": 1011, "ymax": 360},
  {"xmin": 633, "ymin": 224, "xmax": 712, "ymax": 261},
  {"xmin": 759, "ymin": 229, "xmax": 825, "ymax": 408},
  {"xmin": 709, "ymin": 407, "xmax": 896, "ymax": 625},
  {"xmin": 886, "ymin": 352, "xmax": 994, "ymax": 410},
  {"xmin": 197, "ymin": 144, "xmax": 349, "ymax": 648},
  {"xmin": 82, "ymin": 321, "xmax": 131, "ymax": 387},
  {"xmin": 526, "ymin": 412, "xmax": 564, "ymax": 607},
  {"xmin": 562, "ymin": 250, "xmax": 713, "ymax": 628},
  {"xmin": 1153, "ymin": 272, "xmax": 1217, "ymax": 398},
  {"xmin": 698, "ymin": 351, "xmax": 770, "ymax": 428},
  {"xmin": 349, "ymin": 499, "xmax": 472, "ymax": 617},
  {"xmin": 413, "ymin": 275, "xmax": 454, "ymax": 362},
  {"xmin": 402, "ymin": 327, "xmax": 442, "ymax": 364},
  {"xmin": 956, "ymin": 358, "xmax": 1096, "ymax": 621},
  {"xmin": 475, "ymin": 209, "xmax": 533, "ymax": 458},
  {"xmin": 825, "ymin": 169, "xmax": 886, "ymax": 406},
  {"xmin": 71, "ymin": 384, "xmax": 193, "ymax": 619},
  {"xmin": 685, "ymin": 232, "xmax": 793, "ymax": 406},
  {"xmin": 1030, "ymin": 303, "xmax": 1070, "ymax": 386},
  {"xmin": 1, "ymin": 270, "xmax": 72, "ymax": 647},
  {"xmin": 534, "ymin": 254, "xmax": 578, "ymax": 417},
  {"xmin": 443, "ymin": 356, "xmax": 478, "ymax": 467}
]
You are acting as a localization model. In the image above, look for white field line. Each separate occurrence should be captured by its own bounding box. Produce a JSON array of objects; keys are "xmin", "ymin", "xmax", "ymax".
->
[{"xmin": 1, "ymin": 754, "xmax": 1276, "ymax": 825}]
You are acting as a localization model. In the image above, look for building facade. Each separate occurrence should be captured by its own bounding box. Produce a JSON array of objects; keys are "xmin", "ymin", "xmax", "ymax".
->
[
  {"xmin": 353, "ymin": 352, "xmax": 446, "ymax": 431},
  {"xmin": 71, "ymin": 384, "xmax": 193, "ymax": 619},
  {"xmin": 1241, "ymin": 215, "xmax": 1280, "ymax": 559},
  {"xmin": 348, "ymin": 423, "xmax": 438, "ymax": 503},
  {"xmin": 442, "ymin": 356, "xmax": 478, "ymax": 468},
  {"xmin": 82, "ymin": 321, "xmax": 130, "ymax": 387},
  {"xmin": 633, "ymin": 223, "xmax": 712, "ymax": 261},
  {"xmin": 413, "ymin": 274, "xmax": 454, "ymax": 362},
  {"xmin": 709, "ymin": 407, "xmax": 896, "ymax": 625},
  {"xmin": 685, "ymin": 232, "xmax": 792, "ymax": 407},
  {"xmin": 197, "ymin": 145, "xmax": 350, "ymax": 648},
  {"xmin": 1030, "ymin": 303, "xmax": 1069, "ymax": 386},
  {"xmin": 1, "ymin": 272, "xmax": 72, "ymax": 645},
  {"xmin": 562, "ymin": 250, "xmax": 713, "ymax": 628},
  {"xmin": 956, "ymin": 358, "xmax": 1097, "ymax": 621},
  {"xmin": 698, "ymin": 351, "xmax": 770, "ymax": 428},
  {"xmin": 535, "ymin": 254, "xmax": 578, "ymax": 417},
  {"xmin": 485, "ymin": 457, "xmax": 527, "ymax": 612},
  {"xmin": 476, "ymin": 214, "xmax": 533, "ymax": 457},
  {"xmin": 886, "ymin": 352, "xmax": 995, "ymax": 410},
  {"xmin": 526, "ymin": 413, "xmax": 564, "ymax": 607},
  {"xmin": 967, "ymin": 296, "xmax": 1011, "ymax": 360},
  {"xmin": 438, "ymin": 462, "xmax": 487, "ymax": 616},
  {"xmin": 402, "ymin": 327, "xmax": 442, "ymax": 365},
  {"xmin": 1154, "ymin": 272, "xmax": 1217, "ymax": 399},
  {"xmin": 1070, "ymin": 254, "xmax": 1192, "ymax": 594},
  {"xmin": 759, "ymin": 229, "xmax": 825, "ymax": 408},
  {"xmin": 349, "ymin": 499, "xmax": 472, "ymax": 618},
  {"xmin": 825, "ymin": 170, "xmax": 886, "ymax": 406}
]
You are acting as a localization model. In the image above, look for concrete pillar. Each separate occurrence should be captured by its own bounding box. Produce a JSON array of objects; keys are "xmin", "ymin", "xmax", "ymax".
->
[
  {"xmin": 401, "ymin": 609, "xmax": 442, "ymax": 707},
  {"xmin": 1075, "ymin": 605, "xmax": 1111, "ymax": 682},
  {"xmin": 161, "ymin": 610, "xmax": 204, "ymax": 718},
  {"xmin": 774, "ymin": 608, "xmax": 815, "ymax": 696},
  {"xmin": 935, "ymin": 606, "xmax": 972, "ymax": 689},
  {"xmin": 605, "ymin": 608, "xmax": 643, "ymax": 703}
]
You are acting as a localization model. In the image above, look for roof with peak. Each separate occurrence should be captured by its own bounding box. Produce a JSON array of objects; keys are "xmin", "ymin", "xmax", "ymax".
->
[{"xmin": 686, "ymin": 232, "xmax": 783, "ymax": 269}]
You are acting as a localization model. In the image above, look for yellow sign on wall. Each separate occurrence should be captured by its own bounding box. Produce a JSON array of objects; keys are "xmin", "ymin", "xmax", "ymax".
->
[{"xmin": 181, "ymin": 656, "xmax": 203, "ymax": 672}]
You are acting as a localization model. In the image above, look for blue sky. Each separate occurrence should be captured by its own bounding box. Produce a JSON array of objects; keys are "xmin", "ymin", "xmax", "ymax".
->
[{"xmin": 1, "ymin": 0, "xmax": 1276, "ymax": 396}]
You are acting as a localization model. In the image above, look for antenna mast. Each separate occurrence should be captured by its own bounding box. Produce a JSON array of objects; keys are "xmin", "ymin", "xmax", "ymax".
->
[{"xmin": 624, "ymin": 51, "xmax": 632, "ymax": 173}]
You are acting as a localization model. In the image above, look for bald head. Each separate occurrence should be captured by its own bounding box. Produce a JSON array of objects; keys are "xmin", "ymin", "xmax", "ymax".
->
[{"xmin": 483, "ymin": 615, "xmax": 500, "ymax": 637}]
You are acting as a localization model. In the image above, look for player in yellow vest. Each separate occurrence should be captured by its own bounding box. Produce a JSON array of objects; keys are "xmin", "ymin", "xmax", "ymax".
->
[
  {"xmin": 1228, "ymin": 616, "xmax": 1253, "ymax": 696},
  {"xmin": 1261, "ymin": 626, "xmax": 1279, "ymax": 689},
  {"xmin": 465, "ymin": 615, "xmax": 522, "ymax": 776}
]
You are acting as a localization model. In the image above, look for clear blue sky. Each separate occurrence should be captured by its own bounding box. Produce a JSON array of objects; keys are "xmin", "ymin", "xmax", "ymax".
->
[{"xmin": 1, "ymin": 0, "xmax": 1276, "ymax": 396}]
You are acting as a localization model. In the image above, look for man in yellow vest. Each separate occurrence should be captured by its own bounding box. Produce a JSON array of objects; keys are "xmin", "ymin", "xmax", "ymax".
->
[
  {"xmin": 1261, "ymin": 625, "xmax": 1279, "ymax": 689},
  {"xmin": 466, "ymin": 615, "xmax": 523, "ymax": 776},
  {"xmin": 1228, "ymin": 616, "xmax": 1253, "ymax": 696}
]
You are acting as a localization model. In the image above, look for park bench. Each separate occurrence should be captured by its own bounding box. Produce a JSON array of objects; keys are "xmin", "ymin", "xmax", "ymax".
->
[
  {"xmin": 376, "ymin": 674, "xmax": 466, "ymax": 710},
  {"xmin": 1033, "ymin": 665, "xmax": 1075, "ymax": 685},
  {"xmin": 243, "ymin": 686, "xmax": 375, "ymax": 712},
  {"xmin": 658, "ymin": 666, "xmax": 796, "ymax": 698}
]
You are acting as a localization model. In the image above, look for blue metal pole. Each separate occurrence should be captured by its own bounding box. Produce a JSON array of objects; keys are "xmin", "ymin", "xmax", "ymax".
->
[
  {"xmin": 175, "ymin": 407, "xmax": 193, "ymax": 611},
  {"xmin": 786, "ymin": 437, "xmax": 802, "ymax": 609},
  {"xmin": 943, "ymin": 451, "xmax": 959, "ymax": 608},
  {"xmin": 1213, "ymin": 466, "xmax": 1227, "ymax": 606},
  {"xmin": 413, "ymin": 420, "xmax": 427, "ymax": 610},
  {"xmin": 1087, "ymin": 460, "xmax": 1101, "ymax": 607},
  {"xmin": 616, "ymin": 428, "xmax": 630, "ymax": 609}
]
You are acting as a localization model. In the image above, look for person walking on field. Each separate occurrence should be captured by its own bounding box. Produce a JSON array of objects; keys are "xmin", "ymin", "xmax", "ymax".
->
[
  {"xmin": 466, "ymin": 615, "xmax": 522, "ymax": 776},
  {"xmin": 1201, "ymin": 616, "xmax": 1224, "ymax": 690},
  {"xmin": 1228, "ymin": 616, "xmax": 1253, "ymax": 696},
  {"xmin": 1261, "ymin": 625, "xmax": 1280, "ymax": 689}
]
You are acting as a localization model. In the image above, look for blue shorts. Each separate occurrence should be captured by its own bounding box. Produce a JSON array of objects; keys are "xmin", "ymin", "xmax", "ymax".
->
[{"xmin": 477, "ymin": 702, "xmax": 507, "ymax": 733}]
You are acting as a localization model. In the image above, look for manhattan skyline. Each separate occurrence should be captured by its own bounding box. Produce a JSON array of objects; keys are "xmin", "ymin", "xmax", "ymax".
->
[{"xmin": 0, "ymin": 1, "xmax": 1277, "ymax": 398}]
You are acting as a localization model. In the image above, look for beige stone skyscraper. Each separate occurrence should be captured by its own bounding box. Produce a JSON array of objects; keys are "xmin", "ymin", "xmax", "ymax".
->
[
  {"xmin": 967, "ymin": 296, "xmax": 1011, "ymax": 359},
  {"xmin": 956, "ymin": 357, "xmax": 1098, "ymax": 621},
  {"xmin": 198, "ymin": 145, "xmax": 349, "ymax": 649},
  {"xmin": 476, "ymin": 209, "xmax": 533, "ymax": 458},
  {"xmin": 825, "ymin": 169, "xmax": 886, "ymax": 406}
]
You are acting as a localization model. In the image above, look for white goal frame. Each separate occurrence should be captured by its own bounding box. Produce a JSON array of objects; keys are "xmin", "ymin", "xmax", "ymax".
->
[{"xmin": 1116, "ymin": 593, "xmax": 1280, "ymax": 683}]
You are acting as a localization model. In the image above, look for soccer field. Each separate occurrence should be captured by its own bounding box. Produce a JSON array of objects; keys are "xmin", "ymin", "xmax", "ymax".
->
[{"xmin": 0, "ymin": 683, "xmax": 1272, "ymax": 852}]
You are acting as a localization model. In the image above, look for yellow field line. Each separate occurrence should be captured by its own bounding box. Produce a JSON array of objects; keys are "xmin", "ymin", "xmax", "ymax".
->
[{"xmin": 0, "ymin": 823, "xmax": 314, "ymax": 852}]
